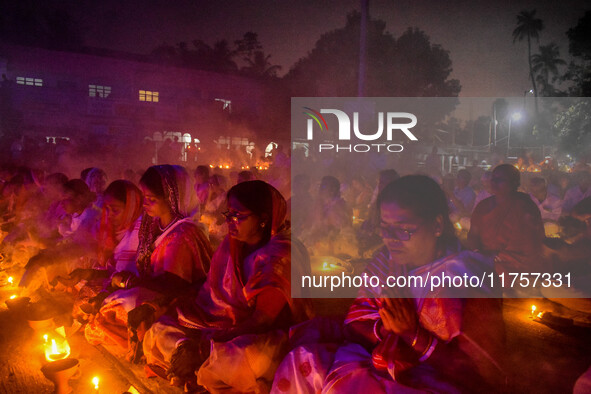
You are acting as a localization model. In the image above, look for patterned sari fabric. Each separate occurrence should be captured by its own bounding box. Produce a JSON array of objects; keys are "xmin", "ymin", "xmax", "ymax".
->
[
  {"xmin": 85, "ymin": 166, "xmax": 212, "ymax": 354},
  {"xmin": 143, "ymin": 182, "xmax": 312, "ymax": 393},
  {"xmin": 272, "ymin": 246, "xmax": 506, "ymax": 393}
]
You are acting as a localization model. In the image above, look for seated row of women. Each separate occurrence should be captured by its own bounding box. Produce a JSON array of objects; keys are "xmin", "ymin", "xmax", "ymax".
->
[{"xmin": 18, "ymin": 165, "xmax": 507, "ymax": 393}]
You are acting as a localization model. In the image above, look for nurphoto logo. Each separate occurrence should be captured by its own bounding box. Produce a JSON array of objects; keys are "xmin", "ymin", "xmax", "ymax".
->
[{"xmin": 303, "ymin": 106, "xmax": 418, "ymax": 153}]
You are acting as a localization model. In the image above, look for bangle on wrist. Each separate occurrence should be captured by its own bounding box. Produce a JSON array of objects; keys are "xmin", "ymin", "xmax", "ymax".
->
[
  {"xmin": 373, "ymin": 319, "xmax": 383, "ymax": 341},
  {"xmin": 419, "ymin": 337, "xmax": 438, "ymax": 362}
]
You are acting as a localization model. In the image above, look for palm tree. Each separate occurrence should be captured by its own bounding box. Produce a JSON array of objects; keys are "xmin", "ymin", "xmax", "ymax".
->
[
  {"xmin": 241, "ymin": 51, "xmax": 282, "ymax": 78},
  {"xmin": 532, "ymin": 43, "xmax": 566, "ymax": 96},
  {"xmin": 512, "ymin": 9, "xmax": 544, "ymax": 113}
]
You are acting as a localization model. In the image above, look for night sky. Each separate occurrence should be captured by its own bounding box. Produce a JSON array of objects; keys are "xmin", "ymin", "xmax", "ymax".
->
[{"xmin": 36, "ymin": 0, "xmax": 591, "ymax": 97}]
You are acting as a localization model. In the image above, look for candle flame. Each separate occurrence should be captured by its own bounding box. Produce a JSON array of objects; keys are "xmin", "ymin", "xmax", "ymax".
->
[
  {"xmin": 45, "ymin": 336, "xmax": 71, "ymax": 361},
  {"xmin": 43, "ymin": 334, "xmax": 48, "ymax": 343},
  {"xmin": 9, "ymin": 295, "xmax": 17, "ymax": 299},
  {"xmin": 7, "ymin": 277, "xmax": 13, "ymax": 284},
  {"xmin": 531, "ymin": 305, "xmax": 536, "ymax": 314},
  {"xmin": 454, "ymin": 222, "xmax": 462, "ymax": 231},
  {"xmin": 92, "ymin": 376, "xmax": 100, "ymax": 389}
]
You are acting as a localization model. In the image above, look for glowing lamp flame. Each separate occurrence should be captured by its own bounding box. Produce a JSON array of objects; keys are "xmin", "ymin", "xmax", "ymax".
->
[
  {"xmin": 454, "ymin": 222, "xmax": 462, "ymax": 231},
  {"xmin": 9, "ymin": 295, "xmax": 17, "ymax": 299},
  {"xmin": 43, "ymin": 334, "xmax": 48, "ymax": 343},
  {"xmin": 44, "ymin": 337, "xmax": 71, "ymax": 362},
  {"xmin": 7, "ymin": 276, "xmax": 13, "ymax": 284},
  {"xmin": 225, "ymin": 165, "xmax": 230, "ymax": 169},
  {"xmin": 92, "ymin": 376, "xmax": 100, "ymax": 390},
  {"xmin": 531, "ymin": 305, "xmax": 536, "ymax": 315},
  {"xmin": 209, "ymin": 164, "xmax": 214, "ymax": 168}
]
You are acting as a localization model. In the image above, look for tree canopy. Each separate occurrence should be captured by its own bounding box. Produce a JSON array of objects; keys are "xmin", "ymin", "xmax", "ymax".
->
[
  {"xmin": 150, "ymin": 32, "xmax": 281, "ymax": 79},
  {"xmin": 285, "ymin": 12, "xmax": 460, "ymax": 99},
  {"xmin": 564, "ymin": 11, "xmax": 591, "ymax": 96}
]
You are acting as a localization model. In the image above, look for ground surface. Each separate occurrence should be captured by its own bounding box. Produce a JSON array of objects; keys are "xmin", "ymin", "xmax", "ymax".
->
[{"xmin": 1, "ymin": 285, "xmax": 590, "ymax": 393}]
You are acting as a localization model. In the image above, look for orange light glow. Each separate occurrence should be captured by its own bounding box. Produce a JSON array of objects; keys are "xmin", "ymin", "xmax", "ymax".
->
[
  {"xmin": 7, "ymin": 276, "xmax": 14, "ymax": 285},
  {"xmin": 92, "ymin": 376, "xmax": 100, "ymax": 390},
  {"xmin": 44, "ymin": 337, "xmax": 71, "ymax": 362},
  {"xmin": 530, "ymin": 305, "xmax": 537, "ymax": 318},
  {"xmin": 9, "ymin": 295, "xmax": 17, "ymax": 299}
]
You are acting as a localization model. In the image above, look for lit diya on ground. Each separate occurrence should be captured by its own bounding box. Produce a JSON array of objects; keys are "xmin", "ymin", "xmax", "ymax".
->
[{"xmin": 5, "ymin": 295, "xmax": 30, "ymax": 311}]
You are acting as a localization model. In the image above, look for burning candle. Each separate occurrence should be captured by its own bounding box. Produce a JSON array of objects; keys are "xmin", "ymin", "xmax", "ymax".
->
[
  {"xmin": 530, "ymin": 305, "xmax": 537, "ymax": 318},
  {"xmin": 44, "ymin": 337, "xmax": 71, "ymax": 362},
  {"xmin": 9, "ymin": 295, "xmax": 17, "ymax": 299},
  {"xmin": 92, "ymin": 376, "xmax": 100, "ymax": 390},
  {"xmin": 43, "ymin": 334, "xmax": 48, "ymax": 343},
  {"xmin": 7, "ymin": 276, "xmax": 13, "ymax": 285}
]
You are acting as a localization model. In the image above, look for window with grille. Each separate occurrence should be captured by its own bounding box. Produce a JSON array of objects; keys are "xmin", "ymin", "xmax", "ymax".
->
[
  {"xmin": 16, "ymin": 77, "xmax": 43, "ymax": 86},
  {"xmin": 139, "ymin": 90, "xmax": 159, "ymax": 102},
  {"xmin": 89, "ymin": 85, "xmax": 111, "ymax": 98}
]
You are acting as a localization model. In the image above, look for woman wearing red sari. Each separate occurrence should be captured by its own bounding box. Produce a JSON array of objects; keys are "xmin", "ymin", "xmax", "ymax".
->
[
  {"xmin": 142, "ymin": 180, "xmax": 312, "ymax": 392},
  {"xmin": 84, "ymin": 165, "xmax": 213, "ymax": 356}
]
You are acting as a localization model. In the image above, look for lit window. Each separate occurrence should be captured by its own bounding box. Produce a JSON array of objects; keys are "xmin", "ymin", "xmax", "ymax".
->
[
  {"xmin": 89, "ymin": 85, "xmax": 111, "ymax": 98},
  {"xmin": 139, "ymin": 90, "xmax": 159, "ymax": 102},
  {"xmin": 16, "ymin": 77, "xmax": 43, "ymax": 86}
]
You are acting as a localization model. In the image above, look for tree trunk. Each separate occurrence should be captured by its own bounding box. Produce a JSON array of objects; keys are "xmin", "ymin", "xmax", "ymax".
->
[{"xmin": 527, "ymin": 34, "xmax": 539, "ymax": 116}]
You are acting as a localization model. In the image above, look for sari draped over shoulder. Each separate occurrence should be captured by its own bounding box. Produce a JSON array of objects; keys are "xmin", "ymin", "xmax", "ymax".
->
[
  {"xmin": 272, "ymin": 246, "xmax": 505, "ymax": 394},
  {"xmin": 176, "ymin": 229, "xmax": 310, "ymax": 332},
  {"xmin": 85, "ymin": 166, "xmax": 212, "ymax": 353},
  {"xmin": 143, "ymin": 181, "xmax": 311, "ymax": 393}
]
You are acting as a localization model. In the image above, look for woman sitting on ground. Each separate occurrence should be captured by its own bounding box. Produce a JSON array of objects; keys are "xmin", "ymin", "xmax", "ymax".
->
[
  {"xmin": 141, "ymin": 180, "xmax": 312, "ymax": 392},
  {"xmin": 272, "ymin": 175, "xmax": 506, "ymax": 393},
  {"xmin": 64, "ymin": 180, "xmax": 143, "ymax": 320},
  {"xmin": 18, "ymin": 179, "xmax": 101, "ymax": 298},
  {"xmin": 84, "ymin": 165, "xmax": 213, "ymax": 358}
]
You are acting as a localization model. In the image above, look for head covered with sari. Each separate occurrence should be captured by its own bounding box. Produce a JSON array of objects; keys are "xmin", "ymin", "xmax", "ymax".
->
[
  {"xmin": 98, "ymin": 180, "xmax": 143, "ymax": 265},
  {"xmin": 82, "ymin": 167, "xmax": 108, "ymax": 194},
  {"xmin": 226, "ymin": 180, "xmax": 289, "ymax": 265},
  {"xmin": 136, "ymin": 165, "xmax": 198, "ymax": 276}
]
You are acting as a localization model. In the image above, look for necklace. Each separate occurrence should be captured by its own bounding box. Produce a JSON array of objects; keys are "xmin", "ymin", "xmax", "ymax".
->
[{"xmin": 158, "ymin": 218, "xmax": 178, "ymax": 232}]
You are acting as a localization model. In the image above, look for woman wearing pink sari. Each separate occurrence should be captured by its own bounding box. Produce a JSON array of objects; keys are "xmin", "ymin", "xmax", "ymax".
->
[
  {"xmin": 84, "ymin": 165, "xmax": 213, "ymax": 357},
  {"xmin": 142, "ymin": 180, "xmax": 312, "ymax": 392},
  {"xmin": 272, "ymin": 175, "xmax": 506, "ymax": 393}
]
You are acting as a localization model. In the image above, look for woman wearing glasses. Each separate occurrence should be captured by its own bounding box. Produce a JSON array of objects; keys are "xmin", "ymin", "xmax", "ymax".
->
[
  {"xmin": 272, "ymin": 175, "xmax": 506, "ymax": 393},
  {"xmin": 84, "ymin": 165, "xmax": 213, "ymax": 358},
  {"xmin": 142, "ymin": 180, "xmax": 312, "ymax": 392}
]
